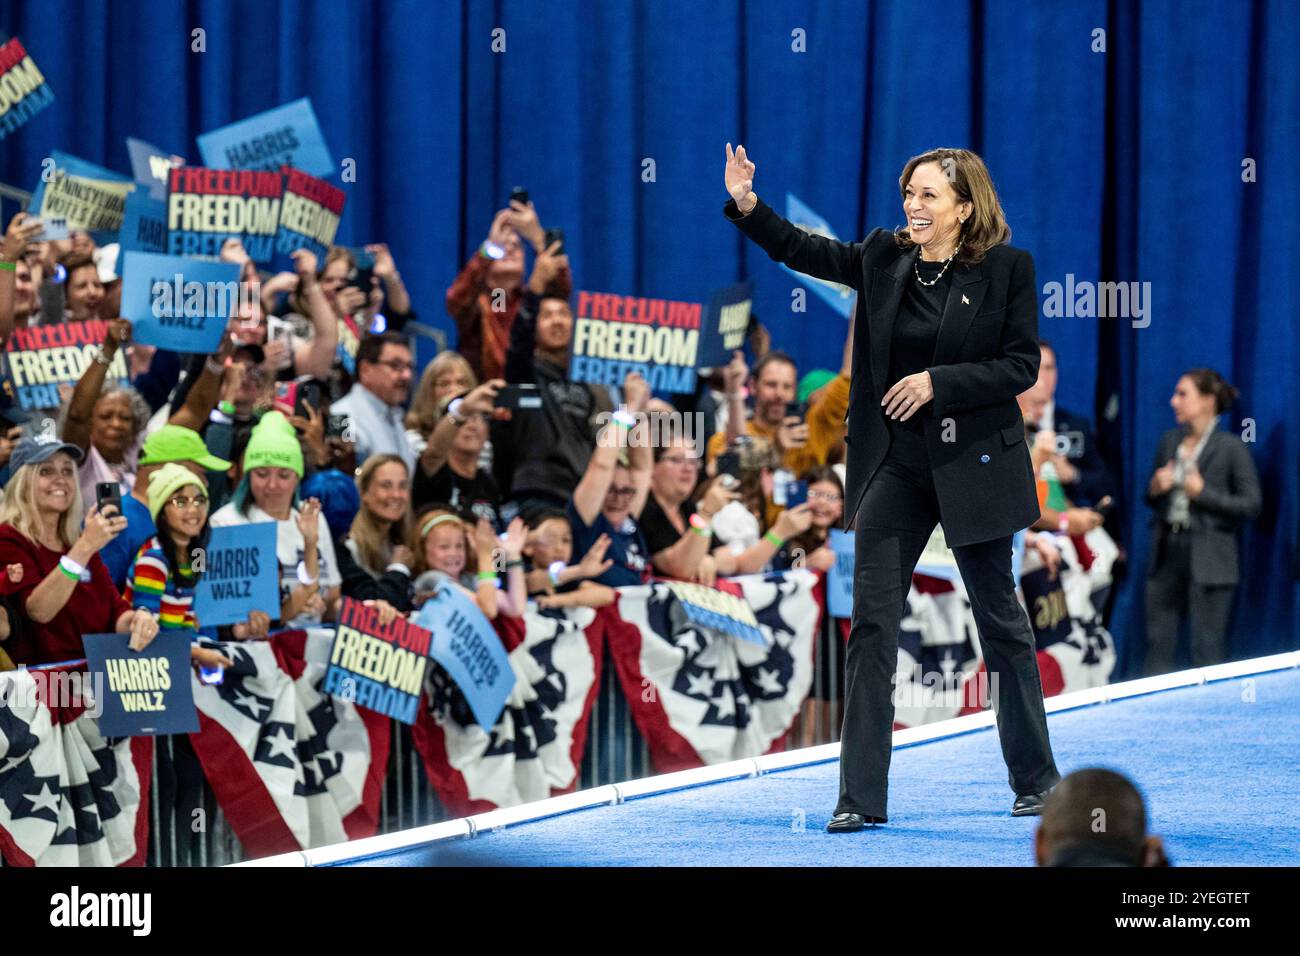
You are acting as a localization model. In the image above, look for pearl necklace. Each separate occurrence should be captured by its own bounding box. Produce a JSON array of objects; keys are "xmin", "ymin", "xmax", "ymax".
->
[{"xmin": 913, "ymin": 242, "xmax": 960, "ymax": 287}]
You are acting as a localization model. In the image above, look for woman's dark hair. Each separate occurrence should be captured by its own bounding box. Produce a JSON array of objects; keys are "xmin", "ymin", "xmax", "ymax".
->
[
  {"xmin": 1184, "ymin": 368, "xmax": 1240, "ymax": 414},
  {"xmin": 787, "ymin": 465, "xmax": 845, "ymax": 558},
  {"xmin": 894, "ymin": 147, "xmax": 1011, "ymax": 266},
  {"xmin": 156, "ymin": 511, "xmax": 210, "ymax": 588}
]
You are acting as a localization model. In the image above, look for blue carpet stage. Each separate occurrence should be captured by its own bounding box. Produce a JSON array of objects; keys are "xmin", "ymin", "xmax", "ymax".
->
[{"xmin": 255, "ymin": 657, "xmax": 1300, "ymax": 868}]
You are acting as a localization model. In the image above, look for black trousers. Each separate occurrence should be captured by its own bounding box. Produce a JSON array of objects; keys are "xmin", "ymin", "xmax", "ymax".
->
[
  {"xmin": 1143, "ymin": 530, "xmax": 1235, "ymax": 675},
  {"xmin": 836, "ymin": 430, "xmax": 1060, "ymax": 820}
]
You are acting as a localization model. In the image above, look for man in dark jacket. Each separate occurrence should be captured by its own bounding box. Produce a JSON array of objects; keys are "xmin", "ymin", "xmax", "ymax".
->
[{"xmin": 494, "ymin": 245, "xmax": 611, "ymax": 518}]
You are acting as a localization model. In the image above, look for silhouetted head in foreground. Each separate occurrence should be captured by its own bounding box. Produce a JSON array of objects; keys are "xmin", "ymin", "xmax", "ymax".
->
[{"xmin": 1035, "ymin": 768, "xmax": 1169, "ymax": 867}]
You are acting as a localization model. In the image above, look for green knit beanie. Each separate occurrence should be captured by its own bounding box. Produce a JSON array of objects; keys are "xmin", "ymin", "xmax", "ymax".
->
[{"xmin": 242, "ymin": 410, "xmax": 304, "ymax": 478}]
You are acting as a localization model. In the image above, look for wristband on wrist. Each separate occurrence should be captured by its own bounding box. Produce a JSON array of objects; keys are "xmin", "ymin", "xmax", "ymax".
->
[
  {"xmin": 476, "ymin": 570, "xmax": 498, "ymax": 582},
  {"xmin": 480, "ymin": 241, "xmax": 505, "ymax": 260},
  {"xmin": 58, "ymin": 555, "xmax": 85, "ymax": 581},
  {"xmin": 548, "ymin": 560, "xmax": 566, "ymax": 587},
  {"xmin": 218, "ymin": 400, "xmax": 236, "ymax": 416},
  {"xmin": 611, "ymin": 409, "xmax": 636, "ymax": 430},
  {"xmin": 91, "ymin": 346, "xmax": 113, "ymax": 367},
  {"xmin": 1057, "ymin": 514, "xmax": 1070, "ymax": 534},
  {"xmin": 505, "ymin": 559, "xmax": 524, "ymax": 570},
  {"xmin": 0, "ymin": 260, "xmax": 15, "ymax": 272},
  {"xmin": 689, "ymin": 512, "xmax": 713, "ymax": 537},
  {"xmin": 205, "ymin": 357, "xmax": 225, "ymax": 376},
  {"xmin": 762, "ymin": 529, "xmax": 784, "ymax": 548}
]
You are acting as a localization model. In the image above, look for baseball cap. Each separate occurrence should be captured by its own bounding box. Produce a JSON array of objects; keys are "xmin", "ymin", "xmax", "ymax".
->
[
  {"xmin": 139, "ymin": 424, "xmax": 232, "ymax": 471},
  {"xmin": 9, "ymin": 434, "xmax": 84, "ymax": 472}
]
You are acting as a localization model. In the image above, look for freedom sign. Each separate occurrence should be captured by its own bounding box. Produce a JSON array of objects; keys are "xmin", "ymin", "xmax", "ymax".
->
[
  {"xmin": 663, "ymin": 580, "xmax": 767, "ymax": 645},
  {"xmin": 568, "ymin": 290, "xmax": 711, "ymax": 395},
  {"xmin": 0, "ymin": 36, "xmax": 54, "ymax": 141},
  {"xmin": 166, "ymin": 166, "xmax": 283, "ymax": 261},
  {"xmin": 82, "ymin": 630, "xmax": 200, "ymax": 737},
  {"xmin": 5, "ymin": 319, "xmax": 128, "ymax": 410},
  {"xmin": 274, "ymin": 167, "xmax": 345, "ymax": 262},
  {"xmin": 119, "ymin": 252, "xmax": 243, "ymax": 353},
  {"xmin": 323, "ymin": 598, "xmax": 433, "ymax": 725},
  {"xmin": 191, "ymin": 522, "xmax": 280, "ymax": 627},
  {"xmin": 197, "ymin": 98, "xmax": 333, "ymax": 177}
]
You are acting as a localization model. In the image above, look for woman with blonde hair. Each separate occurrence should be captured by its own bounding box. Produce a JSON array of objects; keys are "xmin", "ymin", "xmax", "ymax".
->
[
  {"xmin": 407, "ymin": 350, "xmax": 477, "ymax": 441},
  {"xmin": 337, "ymin": 453, "xmax": 416, "ymax": 611},
  {"xmin": 0, "ymin": 436, "xmax": 158, "ymax": 666}
]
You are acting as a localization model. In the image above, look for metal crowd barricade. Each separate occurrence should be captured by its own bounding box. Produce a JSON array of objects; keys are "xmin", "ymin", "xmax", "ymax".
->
[{"xmin": 145, "ymin": 597, "xmax": 845, "ymax": 866}]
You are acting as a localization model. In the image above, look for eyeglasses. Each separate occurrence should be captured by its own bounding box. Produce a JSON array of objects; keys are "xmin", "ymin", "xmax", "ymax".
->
[
  {"xmin": 606, "ymin": 486, "xmax": 636, "ymax": 499},
  {"xmin": 168, "ymin": 494, "xmax": 210, "ymax": 511},
  {"xmin": 807, "ymin": 490, "xmax": 842, "ymax": 503},
  {"xmin": 660, "ymin": 455, "xmax": 702, "ymax": 469},
  {"xmin": 376, "ymin": 359, "xmax": 414, "ymax": 374}
]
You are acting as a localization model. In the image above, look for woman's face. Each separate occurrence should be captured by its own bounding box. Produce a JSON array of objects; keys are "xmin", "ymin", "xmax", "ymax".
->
[
  {"xmin": 807, "ymin": 480, "xmax": 843, "ymax": 529},
  {"xmin": 525, "ymin": 517, "xmax": 573, "ymax": 568},
  {"xmin": 424, "ymin": 522, "xmax": 466, "ymax": 577},
  {"xmin": 162, "ymin": 481, "xmax": 209, "ymax": 541},
  {"xmin": 434, "ymin": 367, "xmax": 474, "ymax": 403},
  {"xmin": 34, "ymin": 452, "xmax": 77, "ymax": 515},
  {"xmin": 1171, "ymin": 376, "xmax": 1216, "ymax": 424},
  {"xmin": 601, "ymin": 466, "xmax": 636, "ymax": 526},
  {"xmin": 13, "ymin": 260, "xmax": 35, "ymax": 315},
  {"xmin": 66, "ymin": 264, "xmax": 105, "ymax": 319},
  {"xmin": 90, "ymin": 393, "xmax": 136, "ymax": 461},
  {"xmin": 652, "ymin": 440, "xmax": 701, "ymax": 501},
  {"xmin": 248, "ymin": 467, "xmax": 299, "ymax": 515},
  {"xmin": 363, "ymin": 461, "xmax": 410, "ymax": 524},
  {"xmin": 902, "ymin": 161, "xmax": 970, "ymax": 253}
]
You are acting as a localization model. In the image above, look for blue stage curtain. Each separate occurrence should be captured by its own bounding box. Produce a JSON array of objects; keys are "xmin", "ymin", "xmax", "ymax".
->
[{"xmin": 2, "ymin": 0, "xmax": 1295, "ymax": 670}]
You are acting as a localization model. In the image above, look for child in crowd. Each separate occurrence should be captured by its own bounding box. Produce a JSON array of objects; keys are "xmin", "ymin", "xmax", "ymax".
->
[
  {"xmin": 411, "ymin": 506, "xmax": 527, "ymax": 619},
  {"xmin": 521, "ymin": 508, "xmax": 617, "ymax": 609}
]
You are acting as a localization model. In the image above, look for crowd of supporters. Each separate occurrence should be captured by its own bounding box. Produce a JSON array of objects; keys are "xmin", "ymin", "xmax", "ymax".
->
[{"xmin": 0, "ymin": 197, "xmax": 1261, "ymax": 679}]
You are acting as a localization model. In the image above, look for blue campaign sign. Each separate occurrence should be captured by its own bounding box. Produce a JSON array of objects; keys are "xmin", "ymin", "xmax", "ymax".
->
[
  {"xmin": 119, "ymin": 189, "xmax": 167, "ymax": 253},
  {"xmin": 83, "ymin": 631, "xmax": 199, "ymax": 736},
  {"xmin": 827, "ymin": 529, "xmax": 855, "ymax": 619},
  {"xmin": 698, "ymin": 281, "xmax": 752, "ymax": 369},
  {"xmin": 126, "ymin": 137, "xmax": 184, "ymax": 199},
  {"xmin": 414, "ymin": 578, "xmax": 515, "ymax": 731},
  {"xmin": 192, "ymin": 522, "xmax": 280, "ymax": 627},
  {"xmin": 120, "ymin": 251, "xmax": 241, "ymax": 353},
  {"xmin": 197, "ymin": 98, "xmax": 333, "ymax": 177},
  {"xmin": 780, "ymin": 193, "xmax": 857, "ymax": 320},
  {"xmin": 28, "ymin": 151, "xmax": 133, "ymax": 245}
]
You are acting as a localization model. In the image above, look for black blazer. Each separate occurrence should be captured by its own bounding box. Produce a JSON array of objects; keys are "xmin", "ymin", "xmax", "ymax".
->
[
  {"xmin": 1144, "ymin": 427, "xmax": 1261, "ymax": 586},
  {"xmin": 725, "ymin": 196, "xmax": 1041, "ymax": 547}
]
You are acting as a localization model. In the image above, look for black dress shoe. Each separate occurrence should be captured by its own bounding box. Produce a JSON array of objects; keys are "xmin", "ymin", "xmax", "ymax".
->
[
  {"xmin": 826, "ymin": 812, "xmax": 883, "ymax": 832},
  {"xmin": 1011, "ymin": 788, "xmax": 1052, "ymax": 817}
]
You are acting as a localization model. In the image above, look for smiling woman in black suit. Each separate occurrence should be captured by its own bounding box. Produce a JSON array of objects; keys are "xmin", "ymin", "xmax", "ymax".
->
[{"xmin": 722, "ymin": 144, "xmax": 1060, "ymax": 830}]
